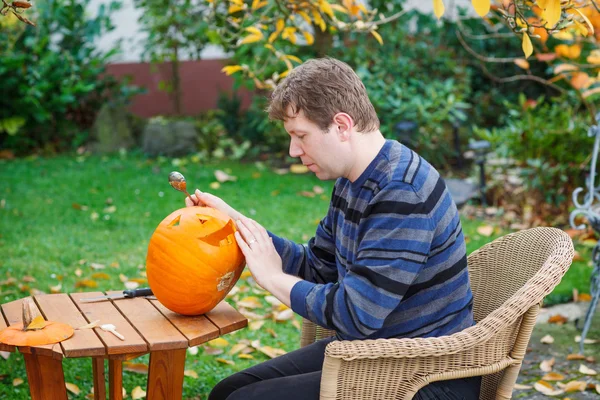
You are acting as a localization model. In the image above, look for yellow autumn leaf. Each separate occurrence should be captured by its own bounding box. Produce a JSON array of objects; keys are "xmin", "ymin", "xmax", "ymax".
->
[
  {"xmin": 319, "ymin": 0, "xmax": 334, "ymax": 18},
  {"xmin": 522, "ymin": 33, "xmax": 533, "ymax": 59},
  {"xmin": 276, "ymin": 18, "xmax": 284, "ymax": 32},
  {"xmin": 216, "ymin": 358, "xmax": 236, "ymax": 365},
  {"xmin": 279, "ymin": 70, "xmax": 290, "ymax": 78},
  {"xmin": 131, "ymin": 386, "xmax": 146, "ymax": 400},
  {"xmin": 222, "ymin": 65, "xmax": 244, "ymax": 76},
  {"xmin": 571, "ymin": 8, "xmax": 594, "ymax": 35},
  {"xmin": 239, "ymin": 33, "xmax": 263, "ymax": 45},
  {"xmin": 514, "ymin": 58, "xmax": 530, "ymax": 69},
  {"xmin": 229, "ymin": 343, "xmax": 249, "ymax": 355},
  {"xmin": 228, "ymin": 4, "xmax": 244, "ymax": 13},
  {"xmin": 541, "ymin": 0, "xmax": 560, "ymax": 28},
  {"xmin": 237, "ymin": 296, "xmax": 263, "ymax": 309},
  {"xmin": 13, "ymin": 378, "xmax": 23, "ymax": 386},
  {"xmin": 433, "ymin": 0, "xmax": 445, "ymax": 19},
  {"xmin": 312, "ymin": 9, "xmax": 326, "ymax": 32},
  {"xmin": 26, "ymin": 315, "xmax": 47, "ymax": 330},
  {"xmin": 268, "ymin": 31, "xmax": 280, "ymax": 43},
  {"xmin": 587, "ymin": 50, "xmax": 600, "ymax": 64},
  {"xmin": 258, "ymin": 346, "xmax": 287, "ymax": 358},
  {"xmin": 563, "ymin": 380, "xmax": 587, "ymax": 392},
  {"xmin": 208, "ymin": 337, "xmax": 230, "ymax": 348},
  {"xmin": 251, "ymin": 0, "xmax": 268, "ymax": 11},
  {"xmin": 245, "ymin": 26, "xmax": 262, "ymax": 36},
  {"xmin": 371, "ymin": 30, "xmax": 383, "ymax": 45},
  {"xmin": 65, "ymin": 383, "xmax": 80, "ymax": 395},
  {"xmin": 285, "ymin": 54, "xmax": 302, "ymax": 64},
  {"xmin": 471, "ymin": 0, "xmax": 490, "ymax": 16},
  {"xmin": 303, "ymin": 31, "xmax": 314, "ymax": 45},
  {"xmin": 238, "ymin": 353, "xmax": 254, "ymax": 359},
  {"xmin": 541, "ymin": 372, "xmax": 564, "ymax": 381},
  {"xmin": 249, "ymin": 320, "xmax": 266, "ymax": 330},
  {"xmin": 184, "ymin": 369, "xmax": 198, "ymax": 379},
  {"xmin": 296, "ymin": 10, "xmax": 312, "ymax": 25},
  {"xmin": 330, "ymin": 4, "xmax": 348, "ymax": 13}
]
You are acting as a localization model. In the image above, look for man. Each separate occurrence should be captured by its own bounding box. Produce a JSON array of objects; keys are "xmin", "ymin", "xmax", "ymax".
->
[{"xmin": 187, "ymin": 57, "xmax": 481, "ymax": 400}]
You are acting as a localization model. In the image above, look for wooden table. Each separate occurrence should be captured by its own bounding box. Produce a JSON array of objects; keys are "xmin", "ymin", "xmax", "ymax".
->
[{"xmin": 0, "ymin": 292, "xmax": 247, "ymax": 400}]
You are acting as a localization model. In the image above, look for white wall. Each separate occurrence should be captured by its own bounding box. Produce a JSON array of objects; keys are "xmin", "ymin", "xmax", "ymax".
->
[{"xmin": 89, "ymin": 0, "xmax": 475, "ymax": 64}]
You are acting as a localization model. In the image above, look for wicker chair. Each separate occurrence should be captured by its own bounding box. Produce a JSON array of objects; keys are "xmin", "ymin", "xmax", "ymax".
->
[{"xmin": 299, "ymin": 227, "xmax": 575, "ymax": 400}]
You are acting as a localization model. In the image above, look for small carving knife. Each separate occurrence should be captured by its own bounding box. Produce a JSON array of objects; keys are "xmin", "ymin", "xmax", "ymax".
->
[{"xmin": 80, "ymin": 288, "xmax": 154, "ymax": 302}]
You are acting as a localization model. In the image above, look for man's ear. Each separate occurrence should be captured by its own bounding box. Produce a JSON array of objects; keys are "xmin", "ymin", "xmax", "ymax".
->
[{"xmin": 332, "ymin": 113, "xmax": 353, "ymax": 141}]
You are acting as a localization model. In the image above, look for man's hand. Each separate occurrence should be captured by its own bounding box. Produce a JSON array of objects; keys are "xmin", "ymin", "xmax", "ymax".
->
[
  {"xmin": 185, "ymin": 189, "xmax": 243, "ymax": 221},
  {"xmin": 234, "ymin": 217, "xmax": 300, "ymax": 308}
]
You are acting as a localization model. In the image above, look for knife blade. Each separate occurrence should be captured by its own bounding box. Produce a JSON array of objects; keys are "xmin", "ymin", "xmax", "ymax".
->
[{"xmin": 80, "ymin": 288, "xmax": 154, "ymax": 302}]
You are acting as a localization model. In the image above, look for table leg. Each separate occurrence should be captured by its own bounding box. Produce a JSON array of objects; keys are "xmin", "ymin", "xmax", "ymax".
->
[
  {"xmin": 23, "ymin": 353, "xmax": 68, "ymax": 400},
  {"xmin": 93, "ymin": 357, "xmax": 107, "ymax": 400},
  {"xmin": 109, "ymin": 359, "xmax": 123, "ymax": 400},
  {"xmin": 147, "ymin": 349, "xmax": 187, "ymax": 400}
]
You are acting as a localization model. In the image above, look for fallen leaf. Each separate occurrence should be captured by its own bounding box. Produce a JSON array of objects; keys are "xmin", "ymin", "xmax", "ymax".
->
[
  {"xmin": 216, "ymin": 358, "xmax": 235, "ymax": 366},
  {"xmin": 513, "ymin": 383, "xmax": 532, "ymax": 389},
  {"xmin": 215, "ymin": 170, "xmax": 237, "ymax": 183},
  {"xmin": 548, "ymin": 314, "xmax": 568, "ymax": 324},
  {"xmin": 238, "ymin": 354, "xmax": 254, "ymax": 359},
  {"xmin": 49, "ymin": 283, "xmax": 62, "ymax": 294},
  {"xmin": 184, "ymin": 370, "xmax": 198, "ymax": 379},
  {"xmin": 123, "ymin": 362, "xmax": 149, "ymax": 374},
  {"xmin": 274, "ymin": 309, "xmax": 294, "ymax": 321},
  {"xmin": 578, "ymin": 293, "xmax": 592, "ymax": 302},
  {"xmin": 13, "ymin": 378, "xmax": 23, "ymax": 386},
  {"xmin": 578, "ymin": 364, "xmax": 597, "ymax": 375},
  {"xmin": 209, "ymin": 182, "xmax": 221, "ymax": 190},
  {"xmin": 237, "ymin": 297, "xmax": 263, "ymax": 309},
  {"xmin": 313, "ymin": 185, "xmax": 325, "ymax": 194},
  {"xmin": 596, "ymin": 383, "xmax": 600, "ymax": 394},
  {"xmin": 22, "ymin": 276, "xmax": 36, "ymax": 283},
  {"xmin": 89, "ymin": 263, "xmax": 106, "ymax": 270},
  {"xmin": 229, "ymin": 343, "xmax": 249, "ymax": 355},
  {"xmin": 26, "ymin": 316, "xmax": 47, "ymax": 330},
  {"xmin": 534, "ymin": 380, "xmax": 564, "ymax": 396},
  {"xmin": 292, "ymin": 320, "xmax": 301, "ymax": 330},
  {"xmin": 207, "ymin": 338, "xmax": 229, "ymax": 348},
  {"xmin": 264, "ymin": 296, "xmax": 283, "ymax": 307},
  {"xmin": 476, "ymin": 225, "xmax": 494, "ymax": 237},
  {"xmin": 540, "ymin": 334, "xmax": 554, "ymax": 344},
  {"xmin": 66, "ymin": 382, "xmax": 80, "ymax": 395},
  {"xmin": 542, "ymin": 372, "xmax": 564, "ymax": 381},
  {"xmin": 540, "ymin": 357, "xmax": 555, "ymax": 372},
  {"xmin": 0, "ymin": 351, "xmax": 10, "ymax": 360},
  {"xmin": 91, "ymin": 272, "xmax": 110, "ymax": 280},
  {"xmin": 77, "ymin": 320, "xmax": 100, "ymax": 330},
  {"xmin": 203, "ymin": 347, "xmax": 224, "ymax": 356},
  {"xmin": 75, "ymin": 279, "xmax": 98, "ymax": 288},
  {"xmin": 75, "ymin": 268, "xmax": 83, "ymax": 277},
  {"xmin": 298, "ymin": 191, "xmax": 316, "ymax": 198},
  {"xmin": 124, "ymin": 281, "xmax": 139, "ymax": 290},
  {"xmin": 249, "ymin": 321, "xmax": 265, "ymax": 331},
  {"xmin": 575, "ymin": 335, "xmax": 598, "ymax": 344},
  {"xmin": 258, "ymin": 346, "xmax": 286, "ymax": 358},
  {"xmin": 563, "ymin": 380, "xmax": 587, "ymax": 392},
  {"xmin": 567, "ymin": 353, "xmax": 586, "ymax": 360},
  {"xmin": 131, "ymin": 386, "xmax": 146, "ymax": 399},
  {"xmin": 188, "ymin": 346, "xmax": 199, "ymax": 356}
]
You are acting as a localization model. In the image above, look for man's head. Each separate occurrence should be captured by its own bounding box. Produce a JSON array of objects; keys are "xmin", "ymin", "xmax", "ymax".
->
[
  {"xmin": 268, "ymin": 57, "xmax": 379, "ymax": 133},
  {"xmin": 267, "ymin": 58, "xmax": 381, "ymax": 181}
]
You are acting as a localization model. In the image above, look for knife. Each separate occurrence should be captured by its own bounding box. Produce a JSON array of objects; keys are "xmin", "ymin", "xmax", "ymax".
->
[{"xmin": 80, "ymin": 288, "xmax": 154, "ymax": 303}]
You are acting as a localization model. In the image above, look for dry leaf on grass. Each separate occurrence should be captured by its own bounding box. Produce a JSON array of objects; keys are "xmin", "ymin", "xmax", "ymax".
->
[
  {"xmin": 207, "ymin": 338, "xmax": 229, "ymax": 348},
  {"xmin": 0, "ymin": 351, "xmax": 10, "ymax": 360},
  {"xmin": 534, "ymin": 380, "xmax": 564, "ymax": 396},
  {"xmin": 541, "ymin": 372, "xmax": 564, "ymax": 381},
  {"xmin": 215, "ymin": 170, "xmax": 237, "ymax": 183},
  {"xmin": 203, "ymin": 347, "xmax": 224, "ymax": 356},
  {"xmin": 274, "ymin": 309, "xmax": 294, "ymax": 321},
  {"xmin": 229, "ymin": 344, "xmax": 249, "ymax": 355},
  {"xmin": 216, "ymin": 358, "xmax": 235, "ymax": 366},
  {"xmin": 575, "ymin": 335, "xmax": 598, "ymax": 344},
  {"xmin": 476, "ymin": 225, "xmax": 494, "ymax": 237},
  {"xmin": 548, "ymin": 314, "xmax": 568, "ymax": 324},
  {"xmin": 236, "ymin": 297, "xmax": 263, "ymax": 309},
  {"xmin": 540, "ymin": 334, "xmax": 554, "ymax": 344},
  {"xmin": 187, "ymin": 346, "xmax": 199, "ymax": 356},
  {"xmin": 123, "ymin": 362, "xmax": 149, "ymax": 374},
  {"xmin": 567, "ymin": 353, "xmax": 586, "ymax": 360},
  {"xmin": 13, "ymin": 378, "xmax": 23, "ymax": 386},
  {"xmin": 563, "ymin": 380, "xmax": 587, "ymax": 392},
  {"xmin": 131, "ymin": 386, "xmax": 146, "ymax": 399},
  {"xmin": 184, "ymin": 370, "xmax": 198, "ymax": 379},
  {"xmin": 238, "ymin": 354, "xmax": 254, "ymax": 359},
  {"xmin": 579, "ymin": 364, "xmax": 597, "ymax": 375},
  {"xmin": 66, "ymin": 382, "xmax": 80, "ymax": 395},
  {"xmin": 540, "ymin": 357, "xmax": 555, "ymax": 372},
  {"xmin": 258, "ymin": 346, "xmax": 286, "ymax": 359}
]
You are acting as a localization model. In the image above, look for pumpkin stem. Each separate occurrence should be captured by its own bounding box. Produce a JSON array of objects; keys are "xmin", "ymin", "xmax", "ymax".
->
[{"xmin": 21, "ymin": 298, "xmax": 39, "ymax": 330}]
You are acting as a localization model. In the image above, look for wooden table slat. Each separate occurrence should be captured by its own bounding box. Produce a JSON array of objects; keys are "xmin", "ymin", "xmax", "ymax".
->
[
  {"xmin": 1, "ymin": 298, "xmax": 63, "ymax": 359},
  {"xmin": 107, "ymin": 291, "xmax": 188, "ymax": 351},
  {"xmin": 204, "ymin": 301, "xmax": 247, "ymax": 335},
  {"xmin": 35, "ymin": 294, "xmax": 106, "ymax": 358},
  {"xmin": 0, "ymin": 304, "xmax": 15, "ymax": 353},
  {"xmin": 150, "ymin": 300, "xmax": 220, "ymax": 347},
  {"xmin": 70, "ymin": 292, "xmax": 148, "ymax": 356}
]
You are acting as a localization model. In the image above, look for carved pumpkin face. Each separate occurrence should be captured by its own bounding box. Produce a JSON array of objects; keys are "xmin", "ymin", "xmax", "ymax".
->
[{"xmin": 146, "ymin": 206, "xmax": 245, "ymax": 315}]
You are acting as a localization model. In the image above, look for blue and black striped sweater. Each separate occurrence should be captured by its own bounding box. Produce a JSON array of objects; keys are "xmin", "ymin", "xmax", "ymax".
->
[{"xmin": 270, "ymin": 140, "xmax": 474, "ymax": 340}]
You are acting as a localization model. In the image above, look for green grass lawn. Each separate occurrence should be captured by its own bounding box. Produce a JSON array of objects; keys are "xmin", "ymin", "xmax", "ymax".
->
[{"xmin": 0, "ymin": 152, "xmax": 595, "ymax": 399}]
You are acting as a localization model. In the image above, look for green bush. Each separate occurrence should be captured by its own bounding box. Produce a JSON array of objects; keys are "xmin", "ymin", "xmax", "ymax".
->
[{"xmin": 0, "ymin": 0, "xmax": 137, "ymax": 154}]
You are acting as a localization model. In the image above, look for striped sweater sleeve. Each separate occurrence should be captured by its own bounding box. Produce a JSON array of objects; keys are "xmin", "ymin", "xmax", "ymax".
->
[
  {"xmin": 268, "ymin": 203, "xmax": 339, "ymax": 284},
  {"xmin": 289, "ymin": 181, "xmax": 435, "ymax": 338}
]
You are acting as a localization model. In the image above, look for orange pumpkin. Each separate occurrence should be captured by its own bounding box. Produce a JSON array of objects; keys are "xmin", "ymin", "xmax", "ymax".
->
[{"xmin": 146, "ymin": 206, "xmax": 245, "ymax": 315}]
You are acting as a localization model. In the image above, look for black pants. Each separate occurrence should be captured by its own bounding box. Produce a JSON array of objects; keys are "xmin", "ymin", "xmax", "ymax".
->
[{"xmin": 209, "ymin": 337, "xmax": 482, "ymax": 400}]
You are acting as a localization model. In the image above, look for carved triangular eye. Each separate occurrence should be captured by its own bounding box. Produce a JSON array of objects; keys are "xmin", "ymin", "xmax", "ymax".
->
[
  {"xmin": 168, "ymin": 215, "xmax": 181, "ymax": 227},
  {"xmin": 196, "ymin": 214, "xmax": 210, "ymax": 224}
]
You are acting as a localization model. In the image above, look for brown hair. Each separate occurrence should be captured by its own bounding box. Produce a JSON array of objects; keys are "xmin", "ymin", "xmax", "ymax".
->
[{"xmin": 267, "ymin": 57, "xmax": 380, "ymax": 132}]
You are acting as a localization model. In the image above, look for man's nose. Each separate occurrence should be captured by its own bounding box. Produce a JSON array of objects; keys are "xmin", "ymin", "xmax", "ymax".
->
[{"xmin": 289, "ymin": 139, "xmax": 303, "ymax": 158}]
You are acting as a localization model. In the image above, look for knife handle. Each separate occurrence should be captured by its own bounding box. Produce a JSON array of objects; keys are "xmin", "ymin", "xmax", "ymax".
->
[{"xmin": 123, "ymin": 288, "xmax": 154, "ymax": 298}]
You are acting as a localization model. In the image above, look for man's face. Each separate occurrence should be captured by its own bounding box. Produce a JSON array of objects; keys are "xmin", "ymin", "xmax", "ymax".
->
[{"xmin": 283, "ymin": 109, "xmax": 344, "ymax": 181}]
